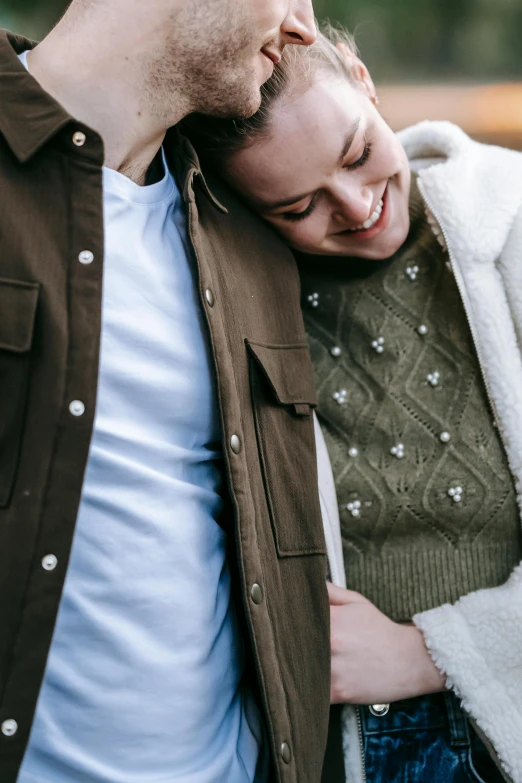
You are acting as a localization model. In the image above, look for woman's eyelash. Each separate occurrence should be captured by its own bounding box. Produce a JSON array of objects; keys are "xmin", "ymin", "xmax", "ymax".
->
[
  {"xmin": 282, "ymin": 196, "xmax": 318, "ymax": 223},
  {"xmin": 346, "ymin": 140, "xmax": 373, "ymax": 170}
]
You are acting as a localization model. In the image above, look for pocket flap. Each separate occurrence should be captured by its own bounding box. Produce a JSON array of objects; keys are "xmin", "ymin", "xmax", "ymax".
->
[
  {"xmin": 0, "ymin": 278, "xmax": 40, "ymax": 353},
  {"xmin": 247, "ymin": 339, "xmax": 325, "ymax": 556},
  {"xmin": 246, "ymin": 340, "xmax": 318, "ymax": 408}
]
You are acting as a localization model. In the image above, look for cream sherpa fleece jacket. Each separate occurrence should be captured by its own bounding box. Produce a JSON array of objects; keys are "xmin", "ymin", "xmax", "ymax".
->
[{"xmin": 316, "ymin": 120, "xmax": 522, "ymax": 783}]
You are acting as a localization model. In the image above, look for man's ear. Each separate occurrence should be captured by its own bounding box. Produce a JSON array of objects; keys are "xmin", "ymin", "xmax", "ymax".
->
[{"xmin": 335, "ymin": 42, "xmax": 379, "ymax": 106}]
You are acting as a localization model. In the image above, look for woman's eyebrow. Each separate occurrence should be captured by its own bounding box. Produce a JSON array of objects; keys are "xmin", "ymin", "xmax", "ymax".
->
[
  {"xmin": 338, "ymin": 118, "xmax": 361, "ymax": 165},
  {"xmin": 263, "ymin": 118, "xmax": 362, "ymax": 211}
]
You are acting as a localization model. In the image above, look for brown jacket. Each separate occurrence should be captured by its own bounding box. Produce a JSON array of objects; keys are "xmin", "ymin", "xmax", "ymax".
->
[{"xmin": 0, "ymin": 30, "xmax": 330, "ymax": 782}]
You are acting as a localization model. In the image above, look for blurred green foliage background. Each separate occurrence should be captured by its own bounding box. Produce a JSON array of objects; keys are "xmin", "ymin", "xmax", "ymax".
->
[{"xmin": 0, "ymin": 0, "xmax": 521, "ymax": 83}]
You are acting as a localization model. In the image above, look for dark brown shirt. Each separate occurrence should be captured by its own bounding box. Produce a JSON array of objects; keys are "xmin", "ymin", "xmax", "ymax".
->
[{"xmin": 0, "ymin": 30, "xmax": 330, "ymax": 782}]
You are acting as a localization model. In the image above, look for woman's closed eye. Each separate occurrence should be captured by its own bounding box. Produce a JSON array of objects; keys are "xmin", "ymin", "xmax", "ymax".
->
[
  {"xmin": 346, "ymin": 139, "xmax": 372, "ymax": 171},
  {"xmin": 282, "ymin": 195, "xmax": 319, "ymax": 223},
  {"xmin": 280, "ymin": 140, "xmax": 373, "ymax": 223}
]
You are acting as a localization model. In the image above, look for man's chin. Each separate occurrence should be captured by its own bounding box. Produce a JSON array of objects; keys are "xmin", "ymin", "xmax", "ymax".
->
[
  {"xmin": 206, "ymin": 75, "xmax": 262, "ymax": 121},
  {"xmin": 236, "ymin": 91, "xmax": 263, "ymax": 119},
  {"xmin": 217, "ymin": 91, "xmax": 262, "ymax": 121}
]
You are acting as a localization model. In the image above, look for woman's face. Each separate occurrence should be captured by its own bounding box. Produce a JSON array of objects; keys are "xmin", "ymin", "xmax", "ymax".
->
[{"xmin": 224, "ymin": 72, "xmax": 411, "ymax": 258}]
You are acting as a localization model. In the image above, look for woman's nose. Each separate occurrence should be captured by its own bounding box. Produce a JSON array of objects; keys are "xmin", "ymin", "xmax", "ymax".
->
[{"xmin": 332, "ymin": 187, "xmax": 374, "ymax": 228}]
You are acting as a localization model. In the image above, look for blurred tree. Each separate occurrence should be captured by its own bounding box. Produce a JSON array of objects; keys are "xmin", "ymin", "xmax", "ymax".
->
[
  {"xmin": 313, "ymin": 0, "xmax": 522, "ymax": 80},
  {"xmin": 0, "ymin": 0, "xmax": 66, "ymax": 39},
  {"xmin": 0, "ymin": 0, "xmax": 521, "ymax": 81}
]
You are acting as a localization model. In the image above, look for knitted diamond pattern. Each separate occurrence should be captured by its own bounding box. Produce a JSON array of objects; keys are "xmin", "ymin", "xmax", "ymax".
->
[{"xmin": 299, "ymin": 182, "xmax": 521, "ymax": 621}]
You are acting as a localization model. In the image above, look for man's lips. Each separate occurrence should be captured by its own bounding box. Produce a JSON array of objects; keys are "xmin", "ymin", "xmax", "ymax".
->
[{"xmin": 261, "ymin": 46, "xmax": 282, "ymax": 65}]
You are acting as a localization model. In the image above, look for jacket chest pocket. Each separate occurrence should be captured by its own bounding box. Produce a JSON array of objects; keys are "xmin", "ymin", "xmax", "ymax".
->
[
  {"xmin": 0, "ymin": 278, "xmax": 40, "ymax": 508},
  {"xmin": 247, "ymin": 340, "xmax": 326, "ymax": 557}
]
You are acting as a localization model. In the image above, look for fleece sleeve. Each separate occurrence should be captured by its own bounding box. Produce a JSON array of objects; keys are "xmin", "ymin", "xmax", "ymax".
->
[{"xmin": 414, "ymin": 564, "xmax": 522, "ymax": 783}]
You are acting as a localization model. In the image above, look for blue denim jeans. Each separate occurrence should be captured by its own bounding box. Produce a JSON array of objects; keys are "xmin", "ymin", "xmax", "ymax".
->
[{"xmin": 361, "ymin": 693, "xmax": 505, "ymax": 783}]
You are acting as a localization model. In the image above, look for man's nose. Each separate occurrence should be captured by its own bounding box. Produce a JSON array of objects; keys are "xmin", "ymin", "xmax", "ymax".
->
[{"xmin": 280, "ymin": 0, "xmax": 317, "ymax": 47}]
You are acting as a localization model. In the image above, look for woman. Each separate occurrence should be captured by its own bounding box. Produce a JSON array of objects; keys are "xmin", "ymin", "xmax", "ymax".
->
[{"xmin": 185, "ymin": 26, "xmax": 522, "ymax": 783}]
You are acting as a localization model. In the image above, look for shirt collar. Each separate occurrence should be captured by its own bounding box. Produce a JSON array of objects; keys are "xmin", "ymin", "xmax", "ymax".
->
[
  {"xmin": 0, "ymin": 27, "xmax": 226, "ymax": 213},
  {"xmin": 0, "ymin": 30, "xmax": 78, "ymax": 163}
]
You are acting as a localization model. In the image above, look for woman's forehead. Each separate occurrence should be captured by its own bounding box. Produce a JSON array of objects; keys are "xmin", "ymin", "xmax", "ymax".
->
[{"xmin": 273, "ymin": 77, "xmax": 361, "ymax": 148}]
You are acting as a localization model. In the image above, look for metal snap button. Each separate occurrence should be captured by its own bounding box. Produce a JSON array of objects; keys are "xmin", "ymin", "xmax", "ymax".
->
[
  {"xmin": 251, "ymin": 584, "xmax": 264, "ymax": 605},
  {"xmin": 230, "ymin": 434, "xmax": 241, "ymax": 454},
  {"xmin": 281, "ymin": 742, "xmax": 292, "ymax": 764},
  {"xmin": 205, "ymin": 289, "xmax": 215, "ymax": 307},
  {"xmin": 369, "ymin": 703, "xmax": 390, "ymax": 717}
]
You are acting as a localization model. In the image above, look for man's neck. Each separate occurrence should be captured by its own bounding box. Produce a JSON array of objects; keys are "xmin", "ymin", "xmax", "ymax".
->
[{"xmin": 27, "ymin": 22, "xmax": 188, "ymax": 185}]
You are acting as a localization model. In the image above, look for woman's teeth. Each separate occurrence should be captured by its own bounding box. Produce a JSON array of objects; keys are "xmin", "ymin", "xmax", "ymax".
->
[{"xmin": 350, "ymin": 198, "xmax": 384, "ymax": 232}]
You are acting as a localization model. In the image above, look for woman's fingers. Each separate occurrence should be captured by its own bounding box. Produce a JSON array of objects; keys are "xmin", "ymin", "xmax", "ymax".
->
[{"xmin": 327, "ymin": 581, "xmax": 368, "ymax": 605}]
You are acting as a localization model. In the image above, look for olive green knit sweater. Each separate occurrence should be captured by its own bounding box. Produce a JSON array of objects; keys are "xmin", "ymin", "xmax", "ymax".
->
[{"xmin": 300, "ymin": 179, "xmax": 522, "ymax": 622}]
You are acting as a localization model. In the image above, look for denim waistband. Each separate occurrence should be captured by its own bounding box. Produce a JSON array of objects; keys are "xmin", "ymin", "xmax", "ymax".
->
[{"xmin": 361, "ymin": 693, "xmax": 471, "ymax": 748}]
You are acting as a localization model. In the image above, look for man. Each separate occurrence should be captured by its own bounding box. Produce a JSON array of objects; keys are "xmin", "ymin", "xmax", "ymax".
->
[{"xmin": 0, "ymin": 2, "xmax": 331, "ymax": 781}]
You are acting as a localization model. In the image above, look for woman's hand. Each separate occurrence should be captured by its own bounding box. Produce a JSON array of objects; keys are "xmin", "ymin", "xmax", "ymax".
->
[{"xmin": 328, "ymin": 582, "xmax": 446, "ymax": 704}]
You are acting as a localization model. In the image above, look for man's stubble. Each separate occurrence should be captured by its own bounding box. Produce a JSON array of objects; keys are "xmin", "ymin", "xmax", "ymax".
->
[{"xmin": 146, "ymin": 0, "xmax": 265, "ymax": 124}]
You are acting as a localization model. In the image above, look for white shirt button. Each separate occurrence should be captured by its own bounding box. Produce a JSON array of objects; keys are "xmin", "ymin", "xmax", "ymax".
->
[
  {"xmin": 78, "ymin": 250, "xmax": 94, "ymax": 265},
  {"xmin": 42, "ymin": 554, "xmax": 58, "ymax": 571},
  {"xmin": 69, "ymin": 400, "xmax": 85, "ymax": 417},
  {"xmin": 205, "ymin": 289, "xmax": 215, "ymax": 307},
  {"xmin": 1, "ymin": 719, "xmax": 18, "ymax": 737},
  {"xmin": 72, "ymin": 131, "xmax": 86, "ymax": 147}
]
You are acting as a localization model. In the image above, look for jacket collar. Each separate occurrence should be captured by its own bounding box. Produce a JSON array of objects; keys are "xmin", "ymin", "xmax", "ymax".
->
[
  {"xmin": 165, "ymin": 128, "xmax": 227, "ymax": 213},
  {"xmin": 0, "ymin": 30, "xmax": 75, "ymax": 163}
]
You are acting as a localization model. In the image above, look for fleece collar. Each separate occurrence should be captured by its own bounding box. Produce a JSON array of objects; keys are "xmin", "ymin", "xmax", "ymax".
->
[{"xmin": 398, "ymin": 121, "xmax": 522, "ymax": 267}]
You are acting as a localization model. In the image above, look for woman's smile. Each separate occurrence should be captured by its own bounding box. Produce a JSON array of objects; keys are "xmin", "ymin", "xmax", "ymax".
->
[{"xmin": 333, "ymin": 184, "xmax": 389, "ymax": 240}]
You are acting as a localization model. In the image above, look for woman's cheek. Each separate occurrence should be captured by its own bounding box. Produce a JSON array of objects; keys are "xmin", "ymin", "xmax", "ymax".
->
[
  {"xmin": 276, "ymin": 223, "xmax": 300, "ymax": 244},
  {"xmin": 290, "ymin": 222, "xmax": 324, "ymax": 251},
  {"xmin": 370, "ymin": 146, "xmax": 397, "ymax": 179},
  {"xmin": 385, "ymin": 142, "xmax": 409, "ymax": 180},
  {"xmin": 271, "ymin": 216, "xmax": 328, "ymax": 252}
]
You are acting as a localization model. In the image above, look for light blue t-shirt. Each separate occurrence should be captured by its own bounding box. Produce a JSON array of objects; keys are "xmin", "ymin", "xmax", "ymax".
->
[{"xmin": 18, "ymin": 51, "xmax": 263, "ymax": 783}]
